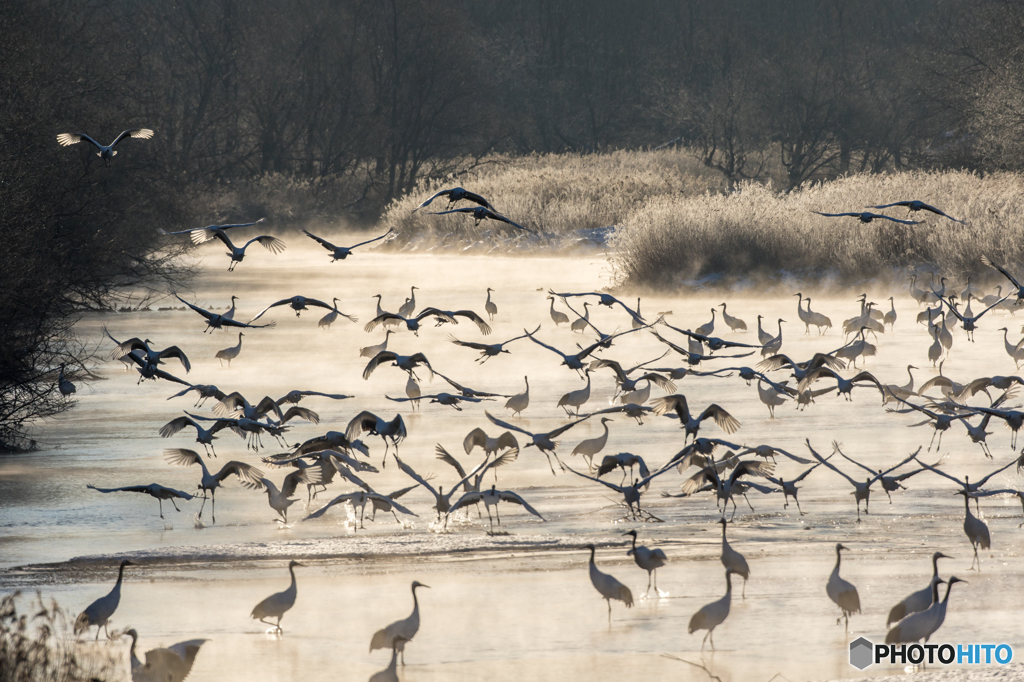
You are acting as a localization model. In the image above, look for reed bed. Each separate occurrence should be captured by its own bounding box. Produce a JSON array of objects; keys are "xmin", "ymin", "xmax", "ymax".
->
[
  {"xmin": 0, "ymin": 592, "xmax": 123, "ymax": 682},
  {"xmin": 609, "ymin": 170, "xmax": 1024, "ymax": 290},
  {"xmin": 380, "ymin": 149, "xmax": 724, "ymax": 248}
]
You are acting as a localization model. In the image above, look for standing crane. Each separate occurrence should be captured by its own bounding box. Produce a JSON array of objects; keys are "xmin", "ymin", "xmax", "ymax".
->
[
  {"xmin": 370, "ymin": 581, "xmax": 429, "ymax": 665},
  {"xmin": 74, "ymin": 559, "xmax": 134, "ymax": 640},
  {"xmin": 250, "ymin": 560, "xmax": 303, "ymax": 633},
  {"xmin": 623, "ymin": 529, "xmax": 667, "ymax": 598},
  {"xmin": 688, "ymin": 569, "xmax": 736, "ymax": 650},
  {"xmin": 584, "ymin": 544, "xmax": 633, "ymax": 623},
  {"xmin": 826, "ymin": 544, "xmax": 860, "ymax": 630}
]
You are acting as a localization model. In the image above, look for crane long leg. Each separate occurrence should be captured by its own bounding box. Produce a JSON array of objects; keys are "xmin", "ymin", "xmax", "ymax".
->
[
  {"xmin": 211, "ymin": 490, "xmax": 216, "ymax": 524},
  {"xmin": 495, "ymin": 504, "xmax": 502, "ymax": 526},
  {"xmin": 158, "ymin": 499, "xmax": 165, "ymax": 519}
]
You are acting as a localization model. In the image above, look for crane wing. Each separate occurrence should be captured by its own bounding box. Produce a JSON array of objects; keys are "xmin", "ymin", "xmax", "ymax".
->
[{"xmin": 496, "ymin": 490, "xmax": 545, "ymax": 519}]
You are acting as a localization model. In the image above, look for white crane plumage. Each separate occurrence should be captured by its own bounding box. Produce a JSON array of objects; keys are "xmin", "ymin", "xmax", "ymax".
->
[
  {"xmin": 886, "ymin": 577, "xmax": 965, "ymax": 645},
  {"xmin": 485, "ymin": 410, "xmax": 591, "ymax": 475},
  {"xmin": 624, "ymin": 529, "xmax": 667, "ymax": 598},
  {"xmin": 688, "ymin": 568, "xmax": 735, "ymax": 650},
  {"xmin": 571, "ymin": 417, "xmax": 612, "ymax": 469},
  {"xmin": 826, "ymin": 543, "xmax": 860, "ymax": 629},
  {"xmin": 164, "ymin": 448, "xmax": 263, "ymax": 523},
  {"xmin": 208, "ymin": 230, "xmax": 286, "ymax": 271},
  {"xmin": 161, "ymin": 218, "xmax": 265, "ymax": 246},
  {"xmin": 370, "ymin": 581, "xmax": 429, "ymax": 665},
  {"xmin": 303, "ymin": 228, "xmax": 394, "ymax": 261},
  {"xmin": 887, "ymin": 551, "xmax": 952, "ymax": 626},
  {"xmin": 504, "ymin": 376, "xmax": 530, "ymax": 416},
  {"xmin": 56, "ymin": 128, "xmax": 153, "ymax": 165},
  {"xmin": 447, "ymin": 483, "xmax": 545, "ymax": 529},
  {"xmin": 74, "ymin": 559, "xmax": 134, "ymax": 640},
  {"xmin": 585, "ymin": 544, "xmax": 633, "ymax": 622},
  {"xmin": 123, "ymin": 628, "xmax": 207, "ymax": 682},
  {"xmin": 174, "ymin": 294, "xmax": 276, "ymax": 332},
  {"xmin": 87, "ymin": 484, "xmax": 194, "ymax": 519},
  {"xmin": 215, "ymin": 332, "xmax": 244, "ymax": 367},
  {"xmin": 251, "ymin": 560, "xmax": 303, "ymax": 632},
  {"xmin": 719, "ymin": 519, "xmax": 750, "ymax": 598}
]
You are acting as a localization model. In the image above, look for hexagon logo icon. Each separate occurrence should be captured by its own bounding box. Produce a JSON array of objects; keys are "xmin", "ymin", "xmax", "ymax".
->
[{"xmin": 849, "ymin": 637, "xmax": 874, "ymax": 670}]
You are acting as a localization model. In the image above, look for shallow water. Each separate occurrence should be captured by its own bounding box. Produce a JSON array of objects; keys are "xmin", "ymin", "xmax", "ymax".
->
[{"xmin": 1, "ymin": 244, "xmax": 1023, "ymax": 681}]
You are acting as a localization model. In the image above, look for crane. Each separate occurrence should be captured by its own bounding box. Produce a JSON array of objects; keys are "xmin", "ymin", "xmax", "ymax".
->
[
  {"xmin": 56, "ymin": 128, "xmax": 153, "ymax": 165},
  {"xmin": 448, "ymin": 325, "xmax": 538, "ymax": 363},
  {"xmin": 826, "ymin": 544, "xmax": 860, "ymax": 629},
  {"xmin": 886, "ymin": 577, "xmax": 966, "ymax": 646},
  {"xmin": 688, "ymin": 568, "xmax": 735, "ymax": 650},
  {"xmin": 302, "ymin": 227, "xmax": 394, "ymax": 261},
  {"xmin": 74, "ymin": 559, "xmax": 134, "ymax": 640},
  {"xmin": 414, "ymin": 187, "xmax": 494, "ymax": 212},
  {"xmin": 571, "ymin": 417, "xmax": 613, "ymax": 469},
  {"xmin": 251, "ymin": 560, "xmax": 303, "ymax": 633},
  {"xmin": 650, "ymin": 394, "xmax": 740, "ymax": 441},
  {"xmin": 362, "ymin": 351, "xmax": 434, "ymax": 381},
  {"xmin": 869, "ymin": 200, "xmax": 964, "ymax": 223},
  {"xmin": 160, "ymin": 217, "xmax": 265, "ymax": 245},
  {"xmin": 584, "ymin": 544, "xmax": 633, "ymax": 622},
  {"xmin": 886, "ymin": 552, "xmax": 952, "ymax": 626},
  {"xmin": 163, "ymin": 448, "xmax": 263, "ymax": 523},
  {"xmin": 814, "ymin": 210, "xmax": 921, "ymax": 224},
  {"xmin": 719, "ymin": 519, "xmax": 750, "ymax": 598},
  {"xmin": 346, "ymin": 411, "xmax": 408, "ymax": 465},
  {"xmin": 173, "ymin": 294, "xmax": 276, "ymax": 332},
  {"xmin": 122, "ymin": 628, "xmax": 207, "ymax": 682},
  {"xmin": 431, "ymin": 206, "xmax": 536, "ymax": 233},
  {"xmin": 86, "ymin": 484, "xmax": 193, "ymax": 520},
  {"xmin": 624, "ymin": 529, "xmax": 667, "ymax": 598},
  {"xmin": 370, "ymin": 581, "xmax": 429, "ymax": 665}
]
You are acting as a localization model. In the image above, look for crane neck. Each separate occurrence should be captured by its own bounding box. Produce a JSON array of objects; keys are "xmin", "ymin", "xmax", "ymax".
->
[
  {"xmin": 588, "ymin": 545, "xmax": 596, "ymax": 565},
  {"xmin": 629, "ymin": 534, "xmax": 637, "ymax": 551},
  {"xmin": 942, "ymin": 581, "xmax": 956, "ymax": 603},
  {"xmin": 127, "ymin": 630, "xmax": 140, "ymax": 669},
  {"xmin": 725, "ymin": 570, "xmax": 733, "ymax": 594},
  {"xmin": 411, "ymin": 584, "xmax": 422, "ymax": 615},
  {"xmin": 116, "ymin": 562, "xmax": 128, "ymax": 585}
]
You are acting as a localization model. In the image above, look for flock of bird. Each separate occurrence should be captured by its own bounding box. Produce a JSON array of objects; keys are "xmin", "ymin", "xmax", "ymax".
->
[{"xmin": 43, "ymin": 140, "xmax": 1024, "ymax": 677}]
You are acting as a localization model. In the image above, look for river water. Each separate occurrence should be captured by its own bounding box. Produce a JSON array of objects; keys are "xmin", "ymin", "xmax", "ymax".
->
[{"xmin": 1, "ymin": 243, "xmax": 1022, "ymax": 681}]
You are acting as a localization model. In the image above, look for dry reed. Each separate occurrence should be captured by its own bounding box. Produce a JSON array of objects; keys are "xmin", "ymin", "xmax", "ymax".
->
[
  {"xmin": 380, "ymin": 149, "xmax": 724, "ymax": 248},
  {"xmin": 0, "ymin": 592, "xmax": 123, "ymax": 682},
  {"xmin": 610, "ymin": 170, "xmax": 1024, "ymax": 290}
]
